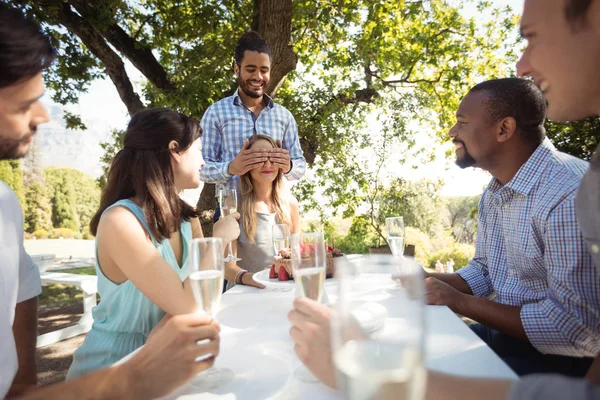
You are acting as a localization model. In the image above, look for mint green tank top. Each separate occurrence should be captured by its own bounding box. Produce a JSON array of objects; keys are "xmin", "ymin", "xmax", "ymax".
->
[{"xmin": 67, "ymin": 199, "xmax": 192, "ymax": 379}]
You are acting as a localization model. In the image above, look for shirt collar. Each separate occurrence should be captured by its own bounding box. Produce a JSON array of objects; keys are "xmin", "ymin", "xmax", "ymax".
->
[
  {"xmin": 488, "ymin": 138, "xmax": 556, "ymax": 197},
  {"xmin": 232, "ymin": 89, "xmax": 274, "ymax": 109}
]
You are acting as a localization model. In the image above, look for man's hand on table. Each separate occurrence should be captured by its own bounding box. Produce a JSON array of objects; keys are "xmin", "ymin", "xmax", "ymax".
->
[
  {"xmin": 288, "ymin": 297, "xmax": 337, "ymax": 389},
  {"xmin": 425, "ymin": 277, "xmax": 467, "ymax": 312},
  {"xmin": 124, "ymin": 313, "xmax": 220, "ymax": 399}
]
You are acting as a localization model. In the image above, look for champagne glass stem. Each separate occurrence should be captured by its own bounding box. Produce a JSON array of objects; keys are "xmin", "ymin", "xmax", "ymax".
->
[{"xmin": 227, "ymin": 241, "xmax": 234, "ymax": 259}]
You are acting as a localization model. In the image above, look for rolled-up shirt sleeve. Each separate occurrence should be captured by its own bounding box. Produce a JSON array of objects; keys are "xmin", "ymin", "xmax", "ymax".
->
[
  {"xmin": 199, "ymin": 107, "xmax": 233, "ymax": 184},
  {"xmin": 509, "ymin": 374, "xmax": 600, "ymax": 400},
  {"xmin": 521, "ymin": 197, "xmax": 600, "ymax": 357},
  {"xmin": 457, "ymin": 194, "xmax": 494, "ymax": 297}
]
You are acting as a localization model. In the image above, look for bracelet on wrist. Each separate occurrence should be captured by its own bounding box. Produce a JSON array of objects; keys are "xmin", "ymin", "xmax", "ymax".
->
[
  {"xmin": 234, "ymin": 270, "xmax": 244, "ymax": 284},
  {"xmin": 238, "ymin": 271, "xmax": 248, "ymax": 285}
]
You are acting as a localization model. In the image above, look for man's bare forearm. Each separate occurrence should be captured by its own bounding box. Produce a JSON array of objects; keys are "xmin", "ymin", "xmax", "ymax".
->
[
  {"xmin": 426, "ymin": 273, "xmax": 473, "ymax": 295},
  {"xmin": 585, "ymin": 354, "xmax": 600, "ymax": 384},
  {"xmin": 19, "ymin": 364, "xmax": 138, "ymax": 400},
  {"xmin": 455, "ymin": 294, "xmax": 528, "ymax": 342},
  {"xmin": 9, "ymin": 297, "xmax": 38, "ymax": 396}
]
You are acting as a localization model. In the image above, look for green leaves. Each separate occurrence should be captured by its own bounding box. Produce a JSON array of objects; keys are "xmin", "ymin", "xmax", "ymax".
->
[{"xmin": 12, "ymin": 0, "xmax": 521, "ymax": 219}]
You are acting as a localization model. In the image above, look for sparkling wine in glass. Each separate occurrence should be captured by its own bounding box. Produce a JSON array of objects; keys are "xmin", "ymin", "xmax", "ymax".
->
[
  {"xmin": 332, "ymin": 255, "xmax": 426, "ymax": 400},
  {"xmin": 188, "ymin": 237, "xmax": 234, "ymax": 390},
  {"xmin": 291, "ymin": 232, "xmax": 326, "ymax": 382},
  {"xmin": 218, "ymin": 186, "xmax": 241, "ymax": 262},
  {"xmin": 272, "ymin": 223, "xmax": 290, "ymax": 256},
  {"xmin": 385, "ymin": 216, "xmax": 405, "ymax": 257}
]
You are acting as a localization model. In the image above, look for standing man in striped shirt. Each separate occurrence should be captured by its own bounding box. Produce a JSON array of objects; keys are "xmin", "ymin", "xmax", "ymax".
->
[
  {"xmin": 424, "ymin": 77, "xmax": 600, "ymax": 377},
  {"xmin": 199, "ymin": 31, "xmax": 306, "ymax": 194}
]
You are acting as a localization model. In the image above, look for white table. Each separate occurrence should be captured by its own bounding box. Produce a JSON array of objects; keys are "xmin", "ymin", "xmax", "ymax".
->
[
  {"xmin": 37, "ymin": 272, "xmax": 98, "ymax": 348},
  {"xmin": 162, "ymin": 281, "xmax": 517, "ymax": 400}
]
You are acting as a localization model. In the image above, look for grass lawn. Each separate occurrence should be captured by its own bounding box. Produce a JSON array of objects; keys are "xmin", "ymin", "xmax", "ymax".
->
[{"xmin": 40, "ymin": 267, "xmax": 98, "ymax": 310}]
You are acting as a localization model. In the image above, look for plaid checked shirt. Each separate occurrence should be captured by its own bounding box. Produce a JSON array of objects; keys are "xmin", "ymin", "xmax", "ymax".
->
[
  {"xmin": 199, "ymin": 89, "xmax": 306, "ymax": 189},
  {"xmin": 457, "ymin": 139, "xmax": 600, "ymax": 357}
]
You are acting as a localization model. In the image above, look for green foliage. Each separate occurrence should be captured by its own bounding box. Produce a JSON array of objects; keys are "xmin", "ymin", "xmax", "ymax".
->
[
  {"xmin": 545, "ymin": 117, "xmax": 600, "ymax": 161},
  {"xmin": 405, "ymin": 226, "xmax": 434, "ymax": 267},
  {"xmin": 50, "ymin": 228, "xmax": 77, "ymax": 239},
  {"xmin": 23, "ymin": 181, "xmax": 53, "ymax": 233},
  {"xmin": 0, "ymin": 160, "xmax": 25, "ymax": 204},
  {"xmin": 44, "ymin": 167, "xmax": 100, "ymax": 234},
  {"xmin": 97, "ymin": 129, "xmax": 125, "ymax": 189},
  {"xmin": 45, "ymin": 167, "xmax": 80, "ymax": 231},
  {"xmin": 428, "ymin": 242, "xmax": 475, "ymax": 271},
  {"xmin": 335, "ymin": 217, "xmax": 375, "ymax": 255},
  {"xmin": 379, "ymin": 179, "xmax": 445, "ymax": 237},
  {"xmin": 445, "ymin": 195, "xmax": 480, "ymax": 244},
  {"xmin": 33, "ymin": 229, "xmax": 50, "ymax": 239},
  {"xmin": 13, "ymin": 0, "xmax": 520, "ymax": 218}
]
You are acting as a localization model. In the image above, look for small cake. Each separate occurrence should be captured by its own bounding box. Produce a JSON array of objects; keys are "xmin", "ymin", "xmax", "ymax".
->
[{"xmin": 269, "ymin": 244, "xmax": 344, "ymax": 281}]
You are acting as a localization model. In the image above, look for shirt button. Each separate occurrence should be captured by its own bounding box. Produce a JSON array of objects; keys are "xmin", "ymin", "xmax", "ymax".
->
[{"xmin": 592, "ymin": 244, "xmax": 600, "ymax": 254}]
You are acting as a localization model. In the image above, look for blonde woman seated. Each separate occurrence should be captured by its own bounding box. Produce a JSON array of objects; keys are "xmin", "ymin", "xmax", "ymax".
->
[{"xmin": 225, "ymin": 134, "xmax": 300, "ymax": 290}]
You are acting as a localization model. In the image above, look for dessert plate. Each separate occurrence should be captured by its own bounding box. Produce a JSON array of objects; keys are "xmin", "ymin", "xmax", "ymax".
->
[
  {"xmin": 253, "ymin": 269, "xmax": 296, "ymax": 287},
  {"xmin": 253, "ymin": 269, "xmax": 337, "ymax": 289}
]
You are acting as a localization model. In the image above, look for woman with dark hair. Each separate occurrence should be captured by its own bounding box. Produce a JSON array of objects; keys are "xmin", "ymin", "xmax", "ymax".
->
[
  {"xmin": 225, "ymin": 134, "xmax": 300, "ymax": 290},
  {"xmin": 67, "ymin": 107, "xmax": 239, "ymax": 379}
]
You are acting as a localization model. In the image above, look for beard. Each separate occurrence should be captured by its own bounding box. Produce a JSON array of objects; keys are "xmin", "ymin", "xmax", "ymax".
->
[
  {"xmin": 454, "ymin": 141, "xmax": 476, "ymax": 169},
  {"xmin": 0, "ymin": 131, "xmax": 34, "ymax": 160},
  {"xmin": 238, "ymin": 77, "xmax": 264, "ymax": 99}
]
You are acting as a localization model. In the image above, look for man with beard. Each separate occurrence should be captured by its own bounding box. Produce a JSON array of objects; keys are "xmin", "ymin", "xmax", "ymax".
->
[
  {"xmin": 289, "ymin": 0, "xmax": 600, "ymax": 398},
  {"xmin": 421, "ymin": 77, "xmax": 600, "ymax": 378},
  {"xmin": 1, "ymin": 5, "xmax": 221, "ymax": 399},
  {"xmin": 288, "ymin": 78, "xmax": 600, "ymax": 386},
  {"xmin": 199, "ymin": 30, "xmax": 306, "ymax": 192}
]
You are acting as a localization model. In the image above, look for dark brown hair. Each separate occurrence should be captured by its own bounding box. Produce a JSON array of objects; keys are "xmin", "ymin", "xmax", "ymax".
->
[
  {"xmin": 235, "ymin": 30, "xmax": 271, "ymax": 66},
  {"xmin": 470, "ymin": 78, "xmax": 547, "ymax": 145},
  {"xmin": 0, "ymin": 4, "xmax": 57, "ymax": 88},
  {"xmin": 564, "ymin": 0, "xmax": 592, "ymax": 24},
  {"xmin": 90, "ymin": 108, "xmax": 201, "ymax": 241}
]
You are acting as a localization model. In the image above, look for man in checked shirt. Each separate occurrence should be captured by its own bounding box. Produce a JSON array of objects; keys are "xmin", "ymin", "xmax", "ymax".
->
[
  {"xmin": 424, "ymin": 77, "xmax": 600, "ymax": 377},
  {"xmin": 199, "ymin": 30, "xmax": 306, "ymax": 193}
]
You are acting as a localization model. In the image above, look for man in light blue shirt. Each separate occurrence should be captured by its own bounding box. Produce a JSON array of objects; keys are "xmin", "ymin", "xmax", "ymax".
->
[
  {"xmin": 199, "ymin": 31, "xmax": 306, "ymax": 191},
  {"xmin": 423, "ymin": 78, "xmax": 599, "ymax": 377}
]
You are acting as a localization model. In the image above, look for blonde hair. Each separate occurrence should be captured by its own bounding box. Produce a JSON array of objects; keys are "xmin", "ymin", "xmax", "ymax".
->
[{"xmin": 240, "ymin": 134, "xmax": 292, "ymax": 242}]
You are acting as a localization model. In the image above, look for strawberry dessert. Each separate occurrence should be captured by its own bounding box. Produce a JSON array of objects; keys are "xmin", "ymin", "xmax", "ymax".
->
[{"xmin": 268, "ymin": 243, "xmax": 344, "ymax": 281}]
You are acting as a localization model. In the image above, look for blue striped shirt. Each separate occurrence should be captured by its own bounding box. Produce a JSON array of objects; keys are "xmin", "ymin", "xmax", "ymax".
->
[
  {"xmin": 199, "ymin": 89, "xmax": 307, "ymax": 189},
  {"xmin": 457, "ymin": 139, "xmax": 600, "ymax": 357}
]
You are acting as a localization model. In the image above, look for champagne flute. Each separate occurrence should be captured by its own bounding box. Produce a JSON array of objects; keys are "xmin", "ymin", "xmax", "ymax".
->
[
  {"xmin": 218, "ymin": 186, "xmax": 241, "ymax": 262},
  {"xmin": 272, "ymin": 223, "xmax": 290, "ymax": 256},
  {"xmin": 385, "ymin": 216, "xmax": 405, "ymax": 257},
  {"xmin": 332, "ymin": 255, "xmax": 426, "ymax": 400},
  {"xmin": 291, "ymin": 232, "xmax": 326, "ymax": 382},
  {"xmin": 188, "ymin": 237, "xmax": 234, "ymax": 389}
]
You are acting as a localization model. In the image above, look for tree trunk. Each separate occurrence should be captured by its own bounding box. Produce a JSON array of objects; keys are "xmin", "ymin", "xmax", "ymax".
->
[
  {"xmin": 253, "ymin": 0, "xmax": 297, "ymax": 96},
  {"xmin": 32, "ymin": 0, "xmax": 144, "ymax": 114},
  {"xmin": 197, "ymin": 183, "xmax": 216, "ymax": 237}
]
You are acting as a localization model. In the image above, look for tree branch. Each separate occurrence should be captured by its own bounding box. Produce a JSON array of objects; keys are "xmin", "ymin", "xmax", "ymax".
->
[
  {"xmin": 67, "ymin": 0, "xmax": 175, "ymax": 92},
  {"xmin": 253, "ymin": 0, "xmax": 298, "ymax": 96},
  {"xmin": 34, "ymin": 0, "xmax": 144, "ymax": 114}
]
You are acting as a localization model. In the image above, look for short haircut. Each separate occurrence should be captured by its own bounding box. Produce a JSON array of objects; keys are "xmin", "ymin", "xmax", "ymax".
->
[
  {"xmin": 564, "ymin": 0, "xmax": 592, "ymax": 24},
  {"xmin": 0, "ymin": 5, "xmax": 56, "ymax": 88},
  {"xmin": 470, "ymin": 78, "xmax": 547, "ymax": 145},
  {"xmin": 234, "ymin": 30, "xmax": 271, "ymax": 66}
]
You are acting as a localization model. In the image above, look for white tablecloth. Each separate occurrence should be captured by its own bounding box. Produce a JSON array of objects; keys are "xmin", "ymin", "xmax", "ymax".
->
[{"xmin": 161, "ymin": 281, "xmax": 517, "ymax": 400}]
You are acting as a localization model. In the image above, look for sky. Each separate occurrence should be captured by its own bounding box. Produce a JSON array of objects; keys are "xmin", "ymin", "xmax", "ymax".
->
[{"xmin": 39, "ymin": 0, "xmax": 525, "ymax": 203}]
